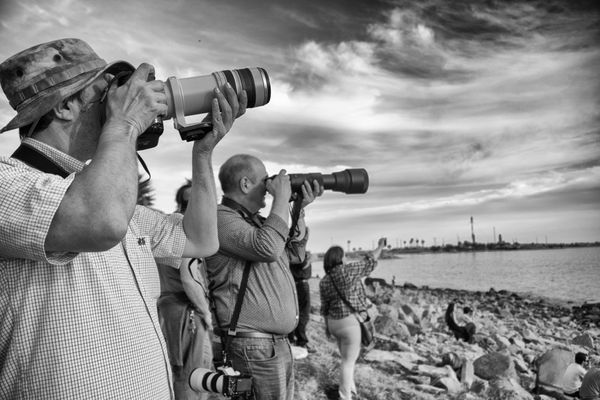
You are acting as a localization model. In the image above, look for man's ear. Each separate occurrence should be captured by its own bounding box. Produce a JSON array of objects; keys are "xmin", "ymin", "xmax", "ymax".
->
[
  {"xmin": 239, "ymin": 176, "xmax": 251, "ymax": 194},
  {"xmin": 52, "ymin": 97, "xmax": 78, "ymax": 122}
]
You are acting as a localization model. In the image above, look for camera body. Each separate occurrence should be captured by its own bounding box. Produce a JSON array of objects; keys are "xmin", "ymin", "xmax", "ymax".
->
[
  {"xmin": 189, "ymin": 367, "xmax": 253, "ymax": 399},
  {"xmin": 222, "ymin": 374, "xmax": 253, "ymax": 399}
]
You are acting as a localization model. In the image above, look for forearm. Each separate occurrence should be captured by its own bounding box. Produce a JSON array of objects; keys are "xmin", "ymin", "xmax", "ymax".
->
[
  {"xmin": 46, "ymin": 125, "xmax": 139, "ymax": 251},
  {"xmin": 182, "ymin": 150, "xmax": 219, "ymax": 258}
]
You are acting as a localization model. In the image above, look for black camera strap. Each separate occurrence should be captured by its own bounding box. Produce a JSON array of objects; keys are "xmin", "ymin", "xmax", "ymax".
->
[
  {"xmin": 218, "ymin": 197, "xmax": 262, "ymax": 366},
  {"xmin": 11, "ymin": 143, "xmax": 69, "ymax": 178}
]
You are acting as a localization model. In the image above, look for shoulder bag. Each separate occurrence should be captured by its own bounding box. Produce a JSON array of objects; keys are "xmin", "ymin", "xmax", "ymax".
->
[{"xmin": 330, "ymin": 278, "xmax": 375, "ymax": 347}]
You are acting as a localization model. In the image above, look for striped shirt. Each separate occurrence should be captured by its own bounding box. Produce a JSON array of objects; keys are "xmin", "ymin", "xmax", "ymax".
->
[
  {"xmin": 206, "ymin": 200, "xmax": 299, "ymax": 335},
  {"xmin": 319, "ymin": 254, "xmax": 377, "ymax": 319},
  {"xmin": 0, "ymin": 138, "xmax": 186, "ymax": 399}
]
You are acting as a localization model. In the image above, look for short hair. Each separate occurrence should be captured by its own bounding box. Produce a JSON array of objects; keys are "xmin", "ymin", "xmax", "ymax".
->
[
  {"xmin": 463, "ymin": 306, "xmax": 473, "ymax": 315},
  {"xmin": 323, "ymin": 246, "xmax": 344, "ymax": 274},
  {"xmin": 218, "ymin": 154, "xmax": 262, "ymax": 194},
  {"xmin": 18, "ymin": 91, "xmax": 84, "ymax": 139},
  {"xmin": 575, "ymin": 352, "xmax": 588, "ymax": 365},
  {"xmin": 175, "ymin": 179, "xmax": 192, "ymax": 213}
]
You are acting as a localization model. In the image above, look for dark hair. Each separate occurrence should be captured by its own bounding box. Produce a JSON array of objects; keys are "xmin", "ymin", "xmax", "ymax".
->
[
  {"xmin": 175, "ymin": 179, "xmax": 192, "ymax": 213},
  {"xmin": 323, "ymin": 246, "xmax": 344, "ymax": 274},
  {"xmin": 218, "ymin": 154, "xmax": 261, "ymax": 194},
  {"xmin": 575, "ymin": 352, "xmax": 588, "ymax": 365},
  {"xmin": 463, "ymin": 306, "xmax": 473, "ymax": 315}
]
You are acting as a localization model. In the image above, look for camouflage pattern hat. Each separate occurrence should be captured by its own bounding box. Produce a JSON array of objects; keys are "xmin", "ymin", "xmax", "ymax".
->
[{"xmin": 0, "ymin": 38, "xmax": 134, "ymax": 133}]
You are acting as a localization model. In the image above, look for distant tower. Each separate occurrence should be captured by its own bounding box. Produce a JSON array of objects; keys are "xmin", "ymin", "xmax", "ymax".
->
[
  {"xmin": 499, "ymin": 234, "xmax": 503, "ymax": 244},
  {"xmin": 470, "ymin": 216, "xmax": 476, "ymax": 245}
]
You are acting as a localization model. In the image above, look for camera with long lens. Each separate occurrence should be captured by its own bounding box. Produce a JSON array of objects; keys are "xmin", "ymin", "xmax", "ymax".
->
[
  {"xmin": 189, "ymin": 367, "xmax": 253, "ymax": 399},
  {"xmin": 108, "ymin": 67, "xmax": 271, "ymax": 150},
  {"xmin": 285, "ymin": 168, "xmax": 369, "ymax": 195}
]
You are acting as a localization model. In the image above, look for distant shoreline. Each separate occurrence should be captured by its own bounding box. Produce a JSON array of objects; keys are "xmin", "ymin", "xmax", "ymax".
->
[{"xmin": 313, "ymin": 241, "xmax": 600, "ymax": 259}]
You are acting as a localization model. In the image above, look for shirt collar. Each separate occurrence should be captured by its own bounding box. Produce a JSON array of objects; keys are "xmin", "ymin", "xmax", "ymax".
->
[{"xmin": 22, "ymin": 137, "xmax": 86, "ymax": 174}]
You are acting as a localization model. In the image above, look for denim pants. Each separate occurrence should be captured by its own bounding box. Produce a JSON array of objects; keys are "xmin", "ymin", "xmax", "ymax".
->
[{"xmin": 226, "ymin": 336, "xmax": 294, "ymax": 400}]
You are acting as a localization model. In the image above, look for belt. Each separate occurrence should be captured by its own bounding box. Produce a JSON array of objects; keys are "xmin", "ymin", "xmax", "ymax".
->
[{"xmin": 215, "ymin": 329, "xmax": 287, "ymax": 340}]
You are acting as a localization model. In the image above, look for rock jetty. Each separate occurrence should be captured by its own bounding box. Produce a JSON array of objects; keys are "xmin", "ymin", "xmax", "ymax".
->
[{"xmin": 290, "ymin": 278, "xmax": 600, "ymax": 400}]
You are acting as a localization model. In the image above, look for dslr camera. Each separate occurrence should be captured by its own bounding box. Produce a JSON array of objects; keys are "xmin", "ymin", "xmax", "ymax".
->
[
  {"xmin": 107, "ymin": 67, "xmax": 271, "ymax": 150},
  {"xmin": 190, "ymin": 367, "xmax": 253, "ymax": 399}
]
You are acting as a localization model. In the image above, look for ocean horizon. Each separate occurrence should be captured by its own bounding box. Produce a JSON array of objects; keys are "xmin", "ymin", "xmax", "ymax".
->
[{"xmin": 310, "ymin": 246, "xmax": 600, "ymax": 305}]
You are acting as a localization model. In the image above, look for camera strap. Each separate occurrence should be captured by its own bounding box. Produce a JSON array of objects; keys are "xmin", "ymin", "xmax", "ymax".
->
[
  {"xmin": 218, "ymin": 197, "xmax": 261, "ymax": 366},
  {"xmin": 11, "ymin": 143, "xmax": 69, "ymax": 178},
  {"xmin": 11, "ymin": 143, "xmax": 153, "ymax": 186}
]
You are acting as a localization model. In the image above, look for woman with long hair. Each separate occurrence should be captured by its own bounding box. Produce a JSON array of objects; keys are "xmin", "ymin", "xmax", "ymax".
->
[{"xmin": 319, "ymin": 238, "xmax": 386, "ymax": 400}]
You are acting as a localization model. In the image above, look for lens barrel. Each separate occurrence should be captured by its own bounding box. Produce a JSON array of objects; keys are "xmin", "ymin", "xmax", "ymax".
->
[
  {"xmin": 288, "ymin": 168, "xmax": 369, "ymax": 194},
  {"xmin": 165, "ymin": 67, "xmax": 271, "ymax": 119}
]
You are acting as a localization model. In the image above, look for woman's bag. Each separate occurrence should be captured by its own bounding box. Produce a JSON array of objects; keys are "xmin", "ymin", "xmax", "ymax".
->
[
  {"xmin": 330, "ymin": 274, "xmax": 377, "ymax": 348},
  {"xmin": 357, "ymin": 311, "xmax": 374, "ymax": 347}
]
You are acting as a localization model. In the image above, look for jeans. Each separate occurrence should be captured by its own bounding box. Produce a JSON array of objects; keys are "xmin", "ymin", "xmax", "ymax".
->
[
  {"xmin": 288, "ymin": 280, "xmax": 310, "ymax": 346},
  {"xmin": 226, "ymin": 336, "xmax": 294, "ymax": 400}
]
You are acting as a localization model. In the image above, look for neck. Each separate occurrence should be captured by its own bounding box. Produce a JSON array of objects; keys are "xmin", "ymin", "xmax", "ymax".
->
[
  {"xmin": 224, "ymin": 194, "xmax": 259, "ymax": 214},
  {"xmin": 32, "ymin": 125, "xmax": 93, "ymax": 162}
]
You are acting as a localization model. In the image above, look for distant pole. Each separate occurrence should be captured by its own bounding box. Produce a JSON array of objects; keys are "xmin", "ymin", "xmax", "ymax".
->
[
  {"xmin": 347, "ymin": 240, "xmax": 351, "ymax": 252},
  {"xmin": 470, "ymin": 216, "xmax": 476, "ymax": 245}
]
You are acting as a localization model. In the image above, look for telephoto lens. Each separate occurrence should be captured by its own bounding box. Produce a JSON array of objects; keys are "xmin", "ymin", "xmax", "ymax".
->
[
  {"xmin": 288, "ymin": 168, "xmax": 369, "ymax": 194},
  {"xmin": 165, "ymin": 67, "xmax": 270, "ymax": 118}
]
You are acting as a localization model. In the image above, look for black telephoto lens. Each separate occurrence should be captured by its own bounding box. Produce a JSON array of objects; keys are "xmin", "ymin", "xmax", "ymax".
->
[{"xmin": 288, "ymin": 168, "xmax": 369, "ymax": 194}]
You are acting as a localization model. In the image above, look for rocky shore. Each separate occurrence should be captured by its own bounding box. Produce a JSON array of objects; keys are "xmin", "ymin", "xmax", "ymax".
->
[{"xmin": 292, "ymin": 278, "xmax": 600, "ymax": 400}]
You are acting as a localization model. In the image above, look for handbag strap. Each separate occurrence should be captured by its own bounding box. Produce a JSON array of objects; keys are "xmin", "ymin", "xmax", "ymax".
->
[{"xmin": 330, "ymin": 275, "xmax": 368, "ymax": 324}]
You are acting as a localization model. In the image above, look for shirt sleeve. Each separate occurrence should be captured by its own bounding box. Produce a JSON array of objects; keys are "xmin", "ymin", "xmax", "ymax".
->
[
  {"xmin": 217, "ymin": 207, "xmax": 289, "ymax": 263},
  {"xmin": 0, "ymin": 161, "xmax": 77, "ymax": 264},
  {"xmin": 345, "ymin": 253, "xmax": 377, "ymax": 278},
  {"xmin": 133, "ymin": 206, "xmax": 186, "ymax": 268}
]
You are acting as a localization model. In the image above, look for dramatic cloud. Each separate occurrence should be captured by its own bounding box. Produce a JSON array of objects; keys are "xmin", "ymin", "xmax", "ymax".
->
[{"xmin": 1, "ymin": 0, "xmax": 598, "ymax": 251}]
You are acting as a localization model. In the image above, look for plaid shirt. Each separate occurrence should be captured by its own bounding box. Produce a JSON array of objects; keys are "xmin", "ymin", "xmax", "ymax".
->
[
  {"xmin": 0, "ymin": 138, "xmax": 186, "ymax": 399},
  {"xmin": 206, "ymin": 199, "xmax": 300, "ymax": 335},
  {"xmin": 319, "ymin": 254, "xmax": 377, "ymax": 319}
]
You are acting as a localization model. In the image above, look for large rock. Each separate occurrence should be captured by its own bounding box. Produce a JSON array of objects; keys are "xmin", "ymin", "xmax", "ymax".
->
[
  {"xmin": 474, "ymin": 351, "xmax": 517, "ymax": 380},
  {"xmin": 374, "ymin": 315, "xmax": 410, "ymax": 339},
  {"xmin": 486, "ymin": 377, "xmax": 534, "ymax": 400},
  {"xmin": 572, "ymin": 332, "xmax": 594, "ymax": 349},
  {"xmin": 535, "ymin": 347, "xmax": 573, "ymax": 390}
]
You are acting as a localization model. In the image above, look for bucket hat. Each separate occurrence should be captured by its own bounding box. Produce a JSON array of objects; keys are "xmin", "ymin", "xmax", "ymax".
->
[{"xmin": 0, "ymin": 38, "xmax": 135, "ymax": 133}]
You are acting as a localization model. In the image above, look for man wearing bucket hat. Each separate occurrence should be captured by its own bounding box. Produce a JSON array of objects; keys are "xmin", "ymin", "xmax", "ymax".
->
[{"xmin": 0, "ymin": 38, "xmax": 246, "ymax": 399}]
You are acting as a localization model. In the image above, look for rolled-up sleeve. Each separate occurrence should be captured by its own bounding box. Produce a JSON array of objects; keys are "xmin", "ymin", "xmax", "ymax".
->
[{"xmin": 0, "ymin": 161, "xmax": 77, "ymax": 264}]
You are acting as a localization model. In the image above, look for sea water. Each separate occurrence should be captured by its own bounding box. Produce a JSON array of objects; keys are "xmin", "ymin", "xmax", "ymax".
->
[{"xmin": 311, "ymin": 247, "xmax": 600, "ymax": 304}]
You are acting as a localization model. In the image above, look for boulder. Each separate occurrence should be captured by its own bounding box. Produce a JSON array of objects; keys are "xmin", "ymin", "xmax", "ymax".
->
[
  {"xmin": 535, "ymin": 347, "xmax": 573, "ymax": 390},
  {"xmin": 486, "ymin": 377, "xmax": 534, "ymax": 400},
  {"xmin": 572, "ymin": 333, "xmax": 594, "ymax": 349},
  {"xmin": 474, "ymin": 351, "xmax": 517, "ymax": 380}
]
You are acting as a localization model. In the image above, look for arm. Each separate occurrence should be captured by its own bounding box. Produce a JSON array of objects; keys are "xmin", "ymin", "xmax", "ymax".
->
[
  {"xmin": 180, "ymin": 258, "xmax": 209, "ymax": 312},
  {"xmin": 46, "ymin": 64, "xmax": 167, "ymax": 252},
  {"xmin": 182, "ymin": 83, "xmax": 247, "ymax": 258}
]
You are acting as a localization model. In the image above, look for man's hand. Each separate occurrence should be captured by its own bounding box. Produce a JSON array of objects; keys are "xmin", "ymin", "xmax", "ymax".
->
[
  {"xmin": 194, "ymin": 82, "xmax": 248, "ymax": 155},
  {"xmin": 298, "ymin": 179, "xmax": 324, "ymax": 209},
  {"xmin": 266, "ymin": 170, "xmax": 292, "ymax": 202},
  {"xmin": 104, "ymin": 63, "xmax": 168, "ymax": 137}
]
